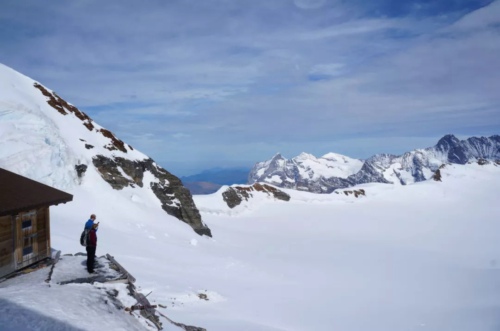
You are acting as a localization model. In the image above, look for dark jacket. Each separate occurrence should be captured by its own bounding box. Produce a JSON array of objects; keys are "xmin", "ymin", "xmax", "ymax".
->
[{"xmin": 87, "ymin": 228, "xmax": 97, "ymax": 247}]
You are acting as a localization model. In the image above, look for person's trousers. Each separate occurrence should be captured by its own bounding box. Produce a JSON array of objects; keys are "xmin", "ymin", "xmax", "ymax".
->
[{"xmin": 86, "ymin": 246, "xmax": 96, "ymax": 272}]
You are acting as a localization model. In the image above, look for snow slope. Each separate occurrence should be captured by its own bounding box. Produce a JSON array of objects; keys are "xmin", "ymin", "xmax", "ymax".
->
[
  {"xmin": 0, "ymin": 63, "xmax": 147, "ymax": 190},
  {"xmin": 0, "ymin": 62, "xmax": 210, "ymax": 236},
  {"xmin": 3, "ymin": 162, "xmax": 498, "ymax": 330},
  {"xmin": 192, "ymin": 163, "xmax": 500, "ymax": 330}
]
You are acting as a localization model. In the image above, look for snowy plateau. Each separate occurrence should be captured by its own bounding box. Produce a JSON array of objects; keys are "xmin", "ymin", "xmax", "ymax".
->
[{"xmin": 0, "ymin": 63, "xmax": 500, "ymax": 331}]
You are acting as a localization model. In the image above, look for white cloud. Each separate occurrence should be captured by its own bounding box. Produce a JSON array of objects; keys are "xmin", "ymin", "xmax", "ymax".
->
[
  {"xmin": 165, "ymin": 87, "xmax": 248, "ymax": 102},
  {"xmin": 297, "ymin": 19, "xmax": 397, "ymax": 40},
  {"xmin": 1, "ymin": 0, "xmax": 498, "ymax": 173},
  {"xmin": 293, "ymin": 0, "xmax": 327, "ymax": 10},
  {"xmin": 448, "ymin": 0, "xmax": 500, "ymax": 30}
]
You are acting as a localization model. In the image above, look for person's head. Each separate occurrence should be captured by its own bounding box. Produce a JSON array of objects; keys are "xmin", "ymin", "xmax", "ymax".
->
[{"xmin": 90, "ymin": 214, "xmax": 96, "ymax": 221}]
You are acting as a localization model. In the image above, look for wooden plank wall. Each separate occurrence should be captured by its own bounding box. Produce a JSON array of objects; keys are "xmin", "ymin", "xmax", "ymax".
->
[
  {"xmin": 36, "ymin": 207, "xmax": 49, "ymax": 259},
  {"xmin": 0, "ymin": 215, "xmax": 14, "ymax": 277},
  {"xmin": 1, "ymin": 206, "xmax": 52, "ymax": 276}
]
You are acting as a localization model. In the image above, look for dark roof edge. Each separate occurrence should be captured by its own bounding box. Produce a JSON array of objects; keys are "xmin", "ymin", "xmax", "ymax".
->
[{"xmin": 0, "ymin": 197, "xmax": 73, "ymax": 217}]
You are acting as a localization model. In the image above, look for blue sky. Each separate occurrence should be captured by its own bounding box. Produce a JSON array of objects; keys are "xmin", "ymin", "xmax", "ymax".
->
[{"xmin": 1, "ymin": 0, "xmax": 499, "ymax": 176}]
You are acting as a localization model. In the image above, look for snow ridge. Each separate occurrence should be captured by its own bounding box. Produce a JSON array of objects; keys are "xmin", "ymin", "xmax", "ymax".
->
[
  {"xmin": 249, "ymin": 134, "xmax": 500, "ymax": 193},
  {"xmin": 0, "ymin": 63, "xmax": 209, "ymax": 236}
]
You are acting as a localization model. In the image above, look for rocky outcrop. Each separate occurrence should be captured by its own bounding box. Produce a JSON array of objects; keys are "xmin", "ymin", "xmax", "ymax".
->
[
  {"xmin": 75, "ymin": 164, "xmax": 88, "ymax": 178},
  {"xmin": 222, "ymin": 187, "xmax": 250, "ymax": 209},
  {"xmin": 17, "ymin": 75, "xmax": 210, "ymax": 238},
  {"xmin": 435, "ymin": 134, "xmax": 468, "ymax": 164},
  {"xmin": 477, "ymin": 158, "xmax": 489, "ymax": 165},
  {"xmin": 347, "ymin": 154, "xmax": 395, "ymax": 185},
  {"xmin": 335, "ymin": 189, "xmax": 366, "ymax": 198},
  {"xmin": 222, "ymin": 183, "xmax": 290, "ymax": 208},
  {"xmin": 34, "ymin": 82, "xmax": 95, "ymax": 131},
  {"xmin": 34, "ymin": 82, "xmax": 132, "ymax": 153},
  {"xmin": 432, "ymin": 169, "xmax": 442, "ymax": 181},
  {"xmin": 92, "ymin": 155, "xmax": 211, "ymax": 237}
]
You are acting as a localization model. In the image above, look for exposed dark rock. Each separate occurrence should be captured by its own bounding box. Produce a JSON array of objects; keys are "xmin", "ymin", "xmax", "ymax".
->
[
  {"xmin": 336, "ymin": 189, "xmax": 366, "ymax": 197},
  {"xmin": 75, "ymin": 164, "xmax": 88, "ymax": 178},
  {"xmin": 254, "ymin": 183, "xmax": 291, "ymax": 201},
  {"xmin": 222, "ymin": 183, "xmax": 290, "ymax": 209},
  {"xmin": 432, "ymin": 169, "xmax": 442, "ymax": 181},
  {"xmin": 349, "ymin": 189, "xmax": 365, "ymax": 197},
  {"xmin": 477, "ymin": 158, "xmax": 489, "ymax": 165},
  {"xmin": 92, "ymin": 155, "xmax": 211, "ymax": 237},
  {"xmin": 33, "ymin": 82, "xmax": 132, "ymax": 152},
  {"xmin": 435, "ymin": 134, "xmax": 467, "ymax": 164},
  {"xmin": 32, "ymin": 81, "xmax": 209, "ymax": 236},
  {"xmin": 98, "ymin": 128, "xmax": 128, "ymax": 153},
  {"xmin": 33, "ymin": 82, "xmax": 95, "ymax": 131},
  {"xmin": 83, "ymin": 122, "xmax": 94, "ymax": 131},
  {"xmin": 92, "ymin": 155, "xmax": 137, "ymax": 190},
  {"xmin": 222, "ymin": 187, "xmax": 249, "ymax": 208},
  {"xmin": 347, "ymin": 154, "xmax": 395, "ymax": 185}
]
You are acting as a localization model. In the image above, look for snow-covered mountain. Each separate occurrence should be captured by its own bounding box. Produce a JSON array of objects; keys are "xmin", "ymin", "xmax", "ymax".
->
[
  {"xmin": 0, "ymin": 63, "xmax": 211, "ymax": 236},
  {"xmin": 249, "ymin": 134, "xmax": 500, "ymax": 193},
  {"xmin": 248, "ymin": 152, "xmax": 363, "ymax": 193}
]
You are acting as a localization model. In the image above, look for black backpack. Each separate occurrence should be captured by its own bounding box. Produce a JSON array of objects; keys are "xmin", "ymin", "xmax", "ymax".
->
[{"xmin": 80, "ymin": 229, "xmax": 89, "ymax": 246}]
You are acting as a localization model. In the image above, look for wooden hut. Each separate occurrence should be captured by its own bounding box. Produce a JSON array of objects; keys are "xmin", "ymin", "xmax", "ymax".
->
[{"xmin": 0, "ymin": 168, "xmax": 73, "ymax": 278}]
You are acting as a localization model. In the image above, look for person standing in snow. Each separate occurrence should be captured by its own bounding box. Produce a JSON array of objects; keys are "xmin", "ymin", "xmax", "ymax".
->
[
  {"xmin": 86, "ymin": 223, "xmax": 98, "ymax": 273},
  {"xmin": 85, "ymin": 214, "xmax": 98, "ymax": 230}
]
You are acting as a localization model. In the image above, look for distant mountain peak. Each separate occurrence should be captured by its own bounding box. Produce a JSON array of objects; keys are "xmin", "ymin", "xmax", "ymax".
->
[
  {"xmin": 436, "ymin": 134, "xmax": 461, "ymax": 151},
  {"xmin": 249, "ymin": 135, "xmax": 500, "ymax": 193},
  {"xmin": 271, "ymin": 153, "xmax": 285, "ymax": 161},
  {"xmin": 295, "ymin": 152, "xmax": 315, "ymax": 159},
  {"xmin": 249, "ymin": 151, "xmax": 363, "ymax": 193},
  {"xmin": 321, "ymin": 152, "xmax": 349, "ymax": 161}
]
